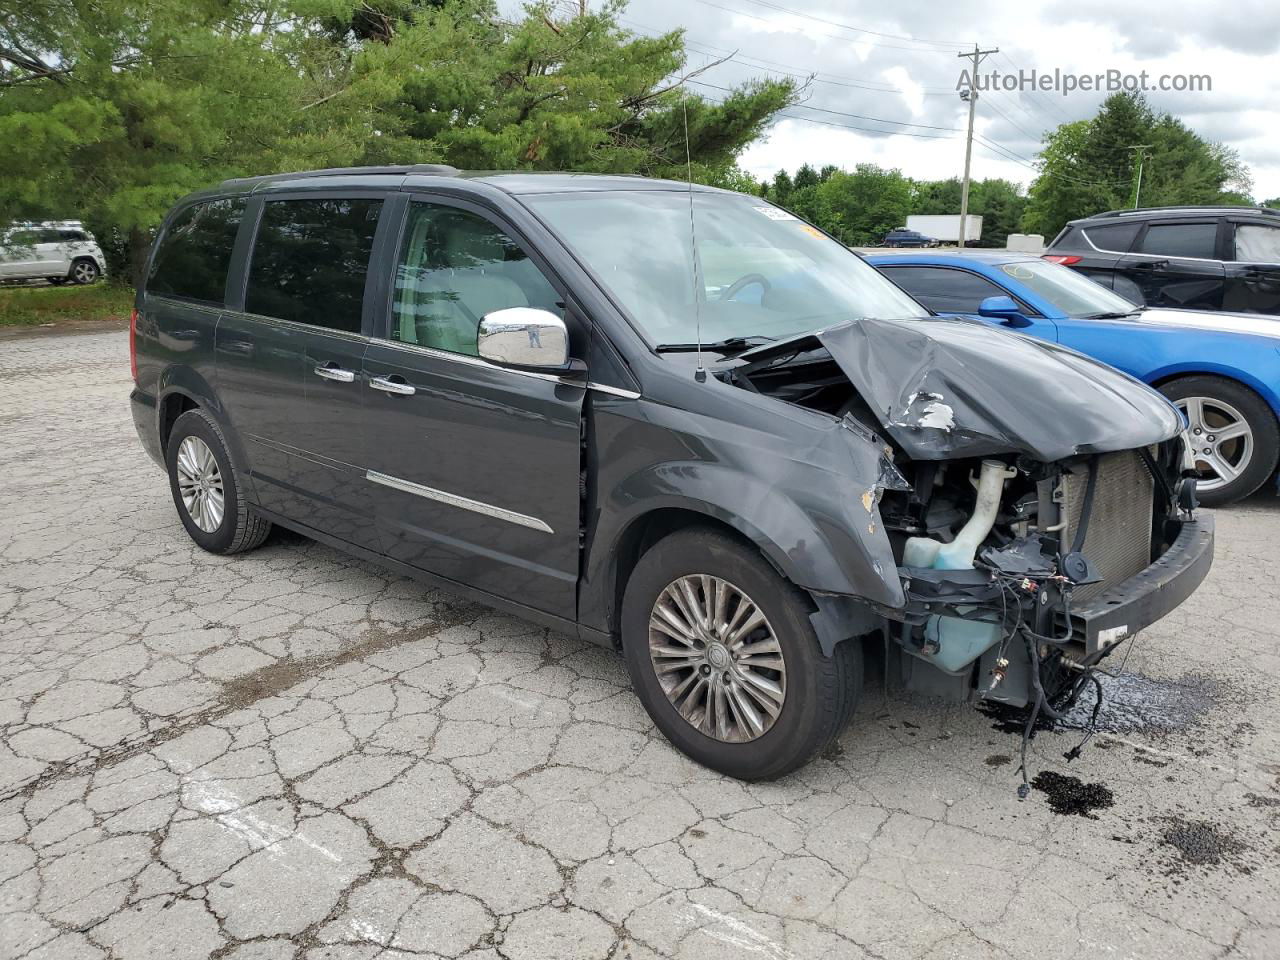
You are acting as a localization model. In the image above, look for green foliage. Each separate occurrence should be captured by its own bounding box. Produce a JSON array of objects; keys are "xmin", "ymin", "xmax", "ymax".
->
[
  {"xmin": 0, "ymin": 0, "xmax": 793, "ymax": 281},
  {"xmin": 1022, "ymin": 93, "xmax": 1253, "ymax": 238},
  {"xmin": 760, "ymin": 165, "xmax": 1024, "ymax": 247},
  {"xmin": 0, "ymin": 282, "xmax": 134, "ymax": 327}
]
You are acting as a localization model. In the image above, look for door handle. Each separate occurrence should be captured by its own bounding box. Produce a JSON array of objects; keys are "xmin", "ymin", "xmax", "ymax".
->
[
  {"xmin": 314, "ymin": 364, "xmax": 355, "ymax": 383},
  {"xmin": 370, "ymin": 375, "xmax": 416, "ymax": 396},
  {"xmin": 1132, "ymin": 259, "xmax": 1169, "ymax": 271}
]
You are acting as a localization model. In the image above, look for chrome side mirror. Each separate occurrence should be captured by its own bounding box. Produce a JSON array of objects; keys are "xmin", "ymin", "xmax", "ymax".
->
[{"xmin": 477, "ymin": 307, "xmax": 570, "ymax": 370}]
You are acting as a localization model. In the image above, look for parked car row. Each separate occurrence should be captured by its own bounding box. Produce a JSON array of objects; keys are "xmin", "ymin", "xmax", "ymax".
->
[
  {"xmin": 130, "ymin": 166, "xmax": 1214, "ymax": 780},
  {"xmin": 0, "ymin": 221, "xmax": 106, "ymax": 284}
]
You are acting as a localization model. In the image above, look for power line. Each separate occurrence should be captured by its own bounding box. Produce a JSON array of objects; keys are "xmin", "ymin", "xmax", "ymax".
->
[
  {"xmin": 686, "ymin": 79, "xmax": 964, "ymax": 132},
  {"xmin": 726, "ymin": 0, "xmax": 974, "ymax": 49},
  {"xmin": 689, "ymin": 0, "xmax": 976, "ymax": 54}
]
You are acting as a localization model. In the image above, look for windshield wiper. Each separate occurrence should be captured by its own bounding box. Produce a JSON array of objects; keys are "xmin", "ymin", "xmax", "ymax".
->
[
  {"xmin": 1081, "ymin": 310, "xmax": 1139, "ymax": 320},
  {"xmin": 655, "ymin": 335, "xmax": 775, "ymax": 354}
]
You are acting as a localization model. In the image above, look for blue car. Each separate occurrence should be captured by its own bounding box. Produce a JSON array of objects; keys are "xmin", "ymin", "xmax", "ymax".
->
[{"xmin": 868, "ymin": 250, "xmax": 1280, "ymax": 505}]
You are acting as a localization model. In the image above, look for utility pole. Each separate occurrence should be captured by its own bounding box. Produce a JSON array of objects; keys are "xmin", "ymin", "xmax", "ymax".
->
[
  {"xmin": 1127, "ymin": 144, "xmax": 1152, "ymax": 209},
  {"xmin": 956, "ymin": 44, "xmax": 999, "ymax": 248}
]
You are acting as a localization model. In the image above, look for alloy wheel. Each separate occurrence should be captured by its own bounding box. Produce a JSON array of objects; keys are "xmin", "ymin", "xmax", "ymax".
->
[
  {"xmin": 175, "ymin": 436, "xmax": 225, "ymax": 533},
  {"xmin": 1175, "ymin": 396, "xmax": 1254, "ymax": 494},
  {"xmin": 72, "ymin": 261, "xmax": 97, "ymax": 283},
  {"xmin": 647, "ymin": 575, "xmax": 787, "ymax": 743}
]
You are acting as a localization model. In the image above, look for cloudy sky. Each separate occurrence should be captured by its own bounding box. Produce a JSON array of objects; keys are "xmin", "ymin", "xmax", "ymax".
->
[{"xmin": 506, "ymin": 0, "xmax": 1280, "ymax": 200}]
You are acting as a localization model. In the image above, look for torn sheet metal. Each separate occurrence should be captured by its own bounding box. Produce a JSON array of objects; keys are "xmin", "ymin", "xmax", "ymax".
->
[{"xmin": 739, "ymin": 317, "xmax": 1184, "ymax": 461}]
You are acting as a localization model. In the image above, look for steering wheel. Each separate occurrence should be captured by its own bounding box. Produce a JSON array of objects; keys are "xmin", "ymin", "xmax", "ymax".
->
[{"xmin": 719, "ymin": 272, "xmax": 772, "ymax": 302}]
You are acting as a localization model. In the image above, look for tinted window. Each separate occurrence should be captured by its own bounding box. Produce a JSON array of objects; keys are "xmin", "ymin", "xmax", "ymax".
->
[
  {"xmin": 58, "ymin": 229, "xmax": 87, "ymax": 242},
  {"xmin": 148, "ymin": 199, "xmax": 246, "ymax": 304},
  {"xmin": 1082, "ymin": 222, "xmax": 1140, "ymax": 252},
  {"xmin": 391, "ymin": 202, "xmax": 559, "ymax": 355},
  {"xmin": 1138, "ymin": 222, "xmax": 1218, "ymax": 259},
  {"xmin": 879, "ymin": 266, "xmax": 1009, "ymax": 313},
  {"xmin": 1234, "ymin": 224, "xmax": 1280, "ymax": 262},
  {"xmin": 246, "ymin": 198, "xmax": 382, "ymax": 332}
]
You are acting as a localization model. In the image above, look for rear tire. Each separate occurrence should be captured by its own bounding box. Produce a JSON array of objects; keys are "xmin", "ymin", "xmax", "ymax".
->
[
  {"xmin": 1159, "ymin": 375, "xmax": 1279, "ymax": 506},
  {"xmin": 620, "ymin": 527, "xmax": 862, "ymax": 781},
  {"xmin": 166, "ymin": 409, "xmax": 271, "ymax": 554}
]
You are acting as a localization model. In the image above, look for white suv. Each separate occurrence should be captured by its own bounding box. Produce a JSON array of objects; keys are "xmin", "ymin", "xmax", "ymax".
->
[{"xmin": 0, "ymin": 221, "xmax": 107, "ymax": 284}]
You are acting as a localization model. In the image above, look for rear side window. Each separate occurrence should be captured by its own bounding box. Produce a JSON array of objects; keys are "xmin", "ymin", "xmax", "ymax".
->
[
  {"xmin": 245, "ymin": 198, "xmax": 382, "ymax": 333},
  {"xmin": 1137, "ymin": 222, "xmax": 1218, "ymax": 259},
  {"xmin": 1081, "ymin": 222, "xmax": 1140, "ymax": 252},
  {"xmin": 59, "ymin": 229, "xmax": 87, "ymax": 242},
  {"xmin": 879, "ymin": 265, "xmax": 1009, "ymax": 314},
  {"xmin": 148, "ymin": 199, "xmax": 246, "ymax": 304}
]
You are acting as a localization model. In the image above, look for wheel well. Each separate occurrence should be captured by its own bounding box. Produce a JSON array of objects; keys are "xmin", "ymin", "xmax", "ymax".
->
[
  {"xmin": 607, "ymin": 508, "xmax": 777, "ymax": 643},
  {"xmin": 159, "ymin": 393, "xmax": 199, "ymax": 454}
]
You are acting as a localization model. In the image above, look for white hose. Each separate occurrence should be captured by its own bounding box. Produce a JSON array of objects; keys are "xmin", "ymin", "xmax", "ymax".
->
[{"xmin": 933, "ymin": 460, "xmax": 1017, "ymax": 570}]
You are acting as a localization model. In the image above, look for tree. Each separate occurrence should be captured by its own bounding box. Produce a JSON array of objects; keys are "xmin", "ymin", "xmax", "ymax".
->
[
  {"xmin": 1022, "ymin": 92, "xmax": 1252, "ymax": 238},
  {"xmin": 812, "ymin": 164, "xmax": 913, "ymax": 245},
  {"xmin": 0, "ymin": 0, "xmax": 794, "ymax": 282}
]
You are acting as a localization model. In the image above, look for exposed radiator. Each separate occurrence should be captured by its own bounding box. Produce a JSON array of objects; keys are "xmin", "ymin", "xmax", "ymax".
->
[{"xmin": 1062, "ymin": 450, "xmax": 1154, "ymax": 603}]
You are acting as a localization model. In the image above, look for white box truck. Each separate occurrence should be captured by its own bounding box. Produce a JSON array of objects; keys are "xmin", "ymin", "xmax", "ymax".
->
[{"xmin": 906, "ymin": 215, "xmax": 983, "ymax": 244}]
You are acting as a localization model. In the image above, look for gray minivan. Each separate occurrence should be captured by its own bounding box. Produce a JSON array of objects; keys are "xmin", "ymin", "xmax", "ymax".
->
[{"xmin": 130, "ymin": 166, "xmax": 1213, "ymax": 780}]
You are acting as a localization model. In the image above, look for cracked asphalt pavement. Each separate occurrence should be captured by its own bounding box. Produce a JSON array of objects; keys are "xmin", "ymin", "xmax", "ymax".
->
[{"xmin": 2, "ymin": 328, "xmax": 1279, "ymax": 960}]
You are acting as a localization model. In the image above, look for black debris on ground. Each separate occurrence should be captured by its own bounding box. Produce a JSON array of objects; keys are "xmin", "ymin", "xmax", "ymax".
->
[
  {"xmin": 985, "ymin": 754, "xmax": 1013, "ymax": 767},
  {"xmin": 1159, "ymin": 817, "xmax": 1251, "ymax": 872},
  {"xmin": 1031, "ymin": 770, "xmax": 1115, "ymax": 818}
]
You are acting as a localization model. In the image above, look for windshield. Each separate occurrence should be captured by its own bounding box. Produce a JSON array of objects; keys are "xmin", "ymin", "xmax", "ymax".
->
[
  {"xmin": 998, "ymin": 259, "xmax": 1139, "ymax": 317},
  {"xmin": 523, "ymin": 190, "xmax": 924, "ymax": 345}
]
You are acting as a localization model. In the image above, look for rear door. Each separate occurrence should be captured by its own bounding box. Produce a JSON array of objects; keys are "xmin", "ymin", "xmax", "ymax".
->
[
  {"xmin": 228, "ymin": 193, "xmax": 388, "ymax": 550},
  {"xmin": 1224, "ymin": 219, "xmax": 1280, "ymax": 314},
  {"xmin": 362, "ymin": 196, "xmax": 586, "ymax": 618},
  {"xmin": 1116, "ymin": 219, "xmax": 1225, "ymax": 309}
]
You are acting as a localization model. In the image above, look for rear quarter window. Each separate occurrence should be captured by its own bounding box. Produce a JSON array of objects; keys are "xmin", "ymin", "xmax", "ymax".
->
[
  {"xmin": 148, "ymin": 199, "xmax": 247, "ymax": 304},
  {"xmin": 1081, "ymin": 221, "xmax": 1140, "ymax": 252}
]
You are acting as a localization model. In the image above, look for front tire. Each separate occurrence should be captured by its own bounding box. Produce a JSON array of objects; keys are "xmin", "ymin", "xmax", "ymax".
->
[
  {"xmin": 69, "ymin": 258, "xmax": 99, "ymax": 284},
  {"xmin": 621, "ymin": 527, "xmax": 862, "ymax": 781},
  {"xmin": 166, "ymin": 409, "xmax": 271, "ymax": 554},
  {"xmin": 1160, "ymin": 375, "xmax": 1279, "ymax": 506}
]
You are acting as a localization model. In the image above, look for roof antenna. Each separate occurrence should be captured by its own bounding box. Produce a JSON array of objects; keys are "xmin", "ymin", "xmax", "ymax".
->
[{"xmin": 683, "ymin": 98, "xmax": 706, "ymax": 383}]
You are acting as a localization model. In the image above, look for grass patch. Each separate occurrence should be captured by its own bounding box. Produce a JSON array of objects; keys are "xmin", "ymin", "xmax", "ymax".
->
[{"xmin": 0, "ymin": 282, "xmax": 134, "ymax": 327}]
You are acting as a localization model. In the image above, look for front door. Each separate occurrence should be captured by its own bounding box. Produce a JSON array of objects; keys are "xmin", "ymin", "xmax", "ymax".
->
[
  {"xmin": 362, "ymin": 198, "xmax": 585, "ymax": 618},
  {"xmin": 1116, "ymin": 220, "xmax": 1225, "ymax": 309},
  {"xmin": 1224, "ymin": 220, "xmax": 1280, "ymax": 314}
]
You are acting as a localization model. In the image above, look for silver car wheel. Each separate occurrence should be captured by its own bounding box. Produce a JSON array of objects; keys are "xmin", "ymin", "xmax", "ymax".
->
[
  {"xmin": 648, "ymin": 574, "xmax": 786, "ymax": 743},
  {"xmin": 71, "ymin": 261, "xmax": 97, "ymax": 283},
  {"xmin": 175, "ymin": 436, "xmax": 225, "ymax": 533},
  {"xmin": 1175, "ymin": 396, "xmax": 1254, "ymax": 494}
]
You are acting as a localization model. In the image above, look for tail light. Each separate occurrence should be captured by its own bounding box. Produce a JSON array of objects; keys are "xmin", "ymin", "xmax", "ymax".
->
[
  {"xmin": 129, "ymin": 308, "xmax": 139, "ymax": 383},
  {"xmin": 1042, "ymin": 254, "xmax": 1081, "ymax": 266}
]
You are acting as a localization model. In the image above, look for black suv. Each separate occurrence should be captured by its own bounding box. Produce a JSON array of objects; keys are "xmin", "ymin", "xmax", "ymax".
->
[
  {"xmin": 1044, "ymin": 205, "xmax": 1280, "ymax": 314},
  {"xmin": 880, "ymin": 228, "xmax": 936, "ymax": 248},
  {"xmin": 130, "ymin": 166, "xmax": 1212, "ymax": 780}
]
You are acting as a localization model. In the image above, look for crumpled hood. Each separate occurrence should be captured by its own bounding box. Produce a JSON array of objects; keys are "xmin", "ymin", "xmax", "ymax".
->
[{"xmin": 743, "ymin": 315, "xmax": 1184, "ymax": 461}]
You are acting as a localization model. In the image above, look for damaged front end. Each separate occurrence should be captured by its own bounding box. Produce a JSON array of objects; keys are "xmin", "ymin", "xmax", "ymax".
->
[{"xmin": 725, "ymin": 316, "xmax": 1214, "ymax": 724}]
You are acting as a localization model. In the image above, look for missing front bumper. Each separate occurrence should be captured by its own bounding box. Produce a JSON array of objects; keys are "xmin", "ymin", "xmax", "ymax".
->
[{"xmin": 1068, "ymin": 515, "xmax": 1214, "ymax": 657}]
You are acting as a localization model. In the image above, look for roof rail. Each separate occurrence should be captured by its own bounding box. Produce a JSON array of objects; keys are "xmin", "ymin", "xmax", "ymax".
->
[
  {"xmin": 1089, "ymin": 204, "xmax": 1279, "ymax": 219},
  {"xmin": 219, "ymin": 164, "xmax": 460, "ymax": 188}
]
